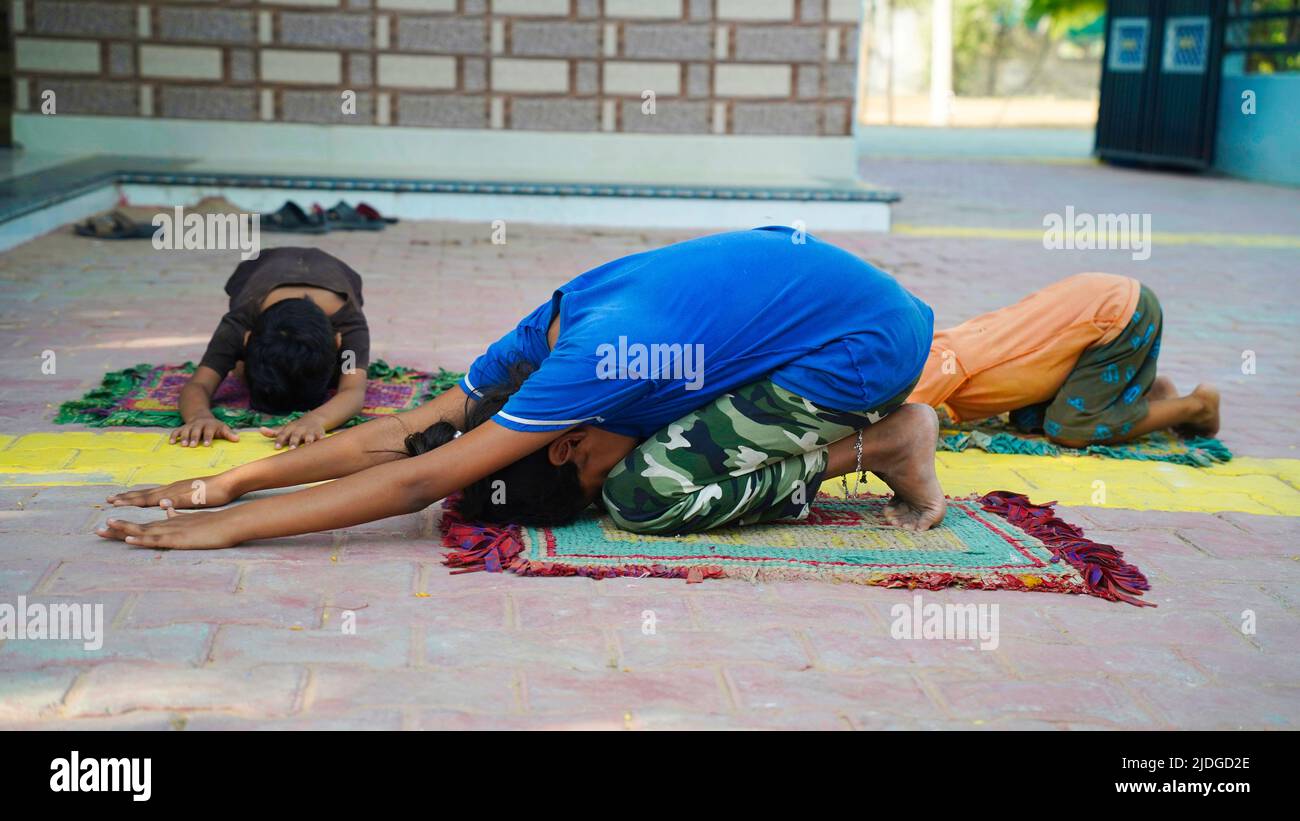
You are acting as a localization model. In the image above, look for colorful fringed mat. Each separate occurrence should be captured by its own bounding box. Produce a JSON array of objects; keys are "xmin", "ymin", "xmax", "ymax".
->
[
  {"xmin": 54, "ymin": 361, "xmax": 464, "ymax": 429},
  {"xmin": 938, "ymin": 414, "xmax": 1230, "ymax": 467},
  {"xmin": 441, "ymin": 491, "xmax": 1153, "ymax": 606}
]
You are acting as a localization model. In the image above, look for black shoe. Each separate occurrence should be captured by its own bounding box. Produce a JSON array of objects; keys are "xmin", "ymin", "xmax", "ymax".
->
[{"xmin": 261, "ymin": 201, "xmax": 329, "ymax": 234}]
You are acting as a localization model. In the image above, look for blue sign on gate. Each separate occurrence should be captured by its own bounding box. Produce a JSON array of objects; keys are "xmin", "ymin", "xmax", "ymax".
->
[
  {"xmin": 1109, "ymin": 17, "xmax": 1150, "ymax": 72},
  {"xmin": 1162, "ymin": 16, "xmax": 1210, "ymax": 73}
]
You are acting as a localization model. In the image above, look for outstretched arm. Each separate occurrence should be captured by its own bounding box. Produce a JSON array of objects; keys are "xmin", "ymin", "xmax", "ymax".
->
[
  {"xmin": 259, "ymin": 369, "xmax": 369, "ymax": 449},
  {"xmin": 98, "ymin": 419, "xmax": 560, "ymax": 549},
  {"xmin": 108, "ymin": 385, "xmax": 476, "ymax": 509}
]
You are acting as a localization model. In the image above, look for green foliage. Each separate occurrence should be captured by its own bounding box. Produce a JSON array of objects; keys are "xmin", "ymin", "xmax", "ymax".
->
[
  {"xmin": 953, "ymin": 0, "xmax": 1028, "ymax": 95},
  {"xmin": 948, "ymin": 0, "xmax": 1105, "ymax": 94},
  {"xmin": 1025, "ymin": 0, "xmax": 1106, "ymax": 37}
]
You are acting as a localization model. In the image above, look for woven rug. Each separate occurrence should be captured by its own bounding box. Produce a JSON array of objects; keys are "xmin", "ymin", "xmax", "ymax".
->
[
  {"xmin": 54, "ymin": 361, "xmax": 464, "ymax": 429},
  {"xmin": 938, "ymin": 414, "xmax": 1230, "ymax": 467},
  {"xmin": 441, "ymin": 491, "xmax": 1153, "ymax": 606}
]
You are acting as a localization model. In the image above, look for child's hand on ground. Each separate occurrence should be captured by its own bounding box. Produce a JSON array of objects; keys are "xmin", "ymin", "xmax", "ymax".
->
[
  {"xmin": 96, "ymin": 507, "xmax": 242, "ymax": 550},
  {"xmin": 261, "ymin": 414, "xmax": 326, "ymax": 449},
  {"xmin": 106, "ymin": 474, "xmax": 235, "ymax": 509},
  {"xmin": 170, "ymin": 416, "xmax": 240, "ymax": 447}
]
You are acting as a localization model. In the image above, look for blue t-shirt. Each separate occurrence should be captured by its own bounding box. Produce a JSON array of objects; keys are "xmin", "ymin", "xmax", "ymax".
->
[{"xmin": 462, "ymin": 226, "xmax": 934, "ymax": 439}]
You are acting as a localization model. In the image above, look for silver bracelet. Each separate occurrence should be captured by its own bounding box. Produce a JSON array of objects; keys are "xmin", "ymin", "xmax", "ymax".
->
[{"xmin": 840, "ymin": 428, "xmax": 865, "ymax": 497}]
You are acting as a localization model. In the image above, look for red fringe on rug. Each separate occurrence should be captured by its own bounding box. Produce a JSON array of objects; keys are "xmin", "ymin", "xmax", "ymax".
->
[
  {"xmin": 976, "ymin": 491, "xmax": 1153, "ymax": 607},
  {"xmin": 439, "ymin": 491, "xmax": 1153, "ymax": 606}
]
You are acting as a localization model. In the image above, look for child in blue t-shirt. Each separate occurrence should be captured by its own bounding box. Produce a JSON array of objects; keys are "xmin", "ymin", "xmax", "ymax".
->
[{"xmin": 102, "ymin": 228, "xmax": 946, "ymax": 550}]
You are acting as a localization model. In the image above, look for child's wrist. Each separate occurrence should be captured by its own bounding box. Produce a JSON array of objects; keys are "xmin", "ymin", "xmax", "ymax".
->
[
  {"xmin": 304, "ymin": 411, "xmax": 334, "ymax": 430},
  {"xmin": 211, "ymin": 505, "xmax": 257, "ymax": 545},
  {"xmin": 223, "ymin": 464, "xmax": 261, "ymax": 497}
]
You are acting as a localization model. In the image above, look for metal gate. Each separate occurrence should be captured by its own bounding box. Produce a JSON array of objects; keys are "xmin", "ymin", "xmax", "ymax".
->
[{"xmin": 1096, "ymin": 0, "xmax": 1227, "ymax": 168}]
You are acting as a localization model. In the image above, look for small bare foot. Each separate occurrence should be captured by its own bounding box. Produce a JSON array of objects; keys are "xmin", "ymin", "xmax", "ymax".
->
[
  {"xmin": 872, "ymin": 404, "xmax": 947, "ymax": 531},
  {"xmin": 1149, "ymin": 375, "xmax": 1177, "ymax": 401},
  {"xmin": 1177, "ymin": 383, "xmax": 1221, "ymax": 438}
]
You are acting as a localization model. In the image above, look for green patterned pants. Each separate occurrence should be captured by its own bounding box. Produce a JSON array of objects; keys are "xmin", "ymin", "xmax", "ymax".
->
[
  {"xmin": 1010, "ymin": 285, "xmax": 1163, "ymax": 443},
  {"xmin": 601, "ymin": 378, "xmax": 916, "ymax": 535}
]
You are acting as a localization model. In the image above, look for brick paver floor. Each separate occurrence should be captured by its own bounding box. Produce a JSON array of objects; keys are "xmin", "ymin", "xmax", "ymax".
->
[{"xmin": 0, "ymin": 157, "xmax": 1296, "ymax": 729}]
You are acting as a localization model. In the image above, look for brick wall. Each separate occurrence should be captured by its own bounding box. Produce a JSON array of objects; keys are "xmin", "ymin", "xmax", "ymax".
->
[{"xmin": 10, "ymin": 0, "xmax": 861, "ymax": 136}]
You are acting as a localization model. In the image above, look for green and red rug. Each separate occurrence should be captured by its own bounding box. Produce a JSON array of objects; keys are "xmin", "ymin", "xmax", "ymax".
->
[
  {"xmin": 939, "ymin": 414, "xmax": 1230, "ymax": 467},
  {"xmin": 54, "ymin": 361, "xmax": 464, "ymax": 429},
  {"xmin": 54, "ymin": 364, "xmax": 1227, "ymax": 470},
  {"xmin": 441, "ymin": 491, "xmax": 1153, "ymax": 606}
]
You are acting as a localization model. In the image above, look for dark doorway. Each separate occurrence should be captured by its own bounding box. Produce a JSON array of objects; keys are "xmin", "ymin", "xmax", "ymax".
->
[{"xmin": 1096, "ymin": 0, "xmax": 1227, "ymax": 168}]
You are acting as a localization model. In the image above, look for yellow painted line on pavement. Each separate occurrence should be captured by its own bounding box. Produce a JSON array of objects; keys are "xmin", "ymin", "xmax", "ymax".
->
[
  {"xmin": 864, "ymin": 155, "xmax": 1098, "ymax": 166},
  {"xmin": 823, "ymin": 450, "xmax": 1299, "ymax": 517},
  {"xmin": 893, "ymin": 224, "xmax": 1300, "ymax": 249},
  {"xmin": 0, "ymin": 431, "xmax": 1296, "ymax": 517},
  {"xmin": 0, "ymin": 431, "xmax": 284, "ymax": 488}
]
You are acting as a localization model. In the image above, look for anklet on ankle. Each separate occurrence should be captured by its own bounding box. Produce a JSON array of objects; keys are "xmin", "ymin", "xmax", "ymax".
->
[{"xmin": 841, "ymin": 429, "xmax": 865, "ymax": 498}]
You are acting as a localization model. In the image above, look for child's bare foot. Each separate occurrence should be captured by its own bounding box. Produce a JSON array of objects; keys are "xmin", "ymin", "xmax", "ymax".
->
[
  {"xmin": 1150, "ymin": 375, "xmax": 1177, "ymax": 401},
  {"xmin": 1177, "ymin": 383, "xmax": 1221, "ymax": 438},
  {"xmin": 872, "ymin": 404, "xmax": 947, "ymax": 531}
]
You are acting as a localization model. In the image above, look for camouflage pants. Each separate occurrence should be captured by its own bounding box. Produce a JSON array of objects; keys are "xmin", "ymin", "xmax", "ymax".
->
[
  {"xmin": 1010, "ymin": 285, "xmax": 1163, "ymax": 442},
  {"xmin": 601, "ymin": 378, "xmax": 915, "ymax": 535}
]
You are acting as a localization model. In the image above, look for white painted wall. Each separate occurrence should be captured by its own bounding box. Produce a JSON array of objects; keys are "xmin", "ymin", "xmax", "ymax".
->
[{"xmin": 15, "ymin": 115, "xmax": 860, "ymax": 187}]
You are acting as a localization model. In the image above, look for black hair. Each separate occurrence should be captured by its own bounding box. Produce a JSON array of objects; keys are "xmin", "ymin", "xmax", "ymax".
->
[
  {"xmin": 405, "ymin": 361, "xmax": 591, "ymax": 526},
  {"xmin": 245, "ymin": 297, "xmax": 337, "ymax": 414}
]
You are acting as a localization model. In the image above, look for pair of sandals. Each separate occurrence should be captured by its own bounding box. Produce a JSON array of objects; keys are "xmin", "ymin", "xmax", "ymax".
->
[
  {"xmin": 73, "ymin": 199, "xmax": 398, "ymax": 239},
  {"xmin": 262, "ymin": 201, "xmax": 398, "ymax": 234},
  {"xmin": 74, "ymin": 209, "xmax": 161, "ymax": 240}
]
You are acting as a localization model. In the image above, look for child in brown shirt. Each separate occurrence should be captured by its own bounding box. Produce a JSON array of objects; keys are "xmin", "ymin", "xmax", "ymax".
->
[{"xmin": 172, "ymin": 248, "xmax": 370, "ymax": 449}]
